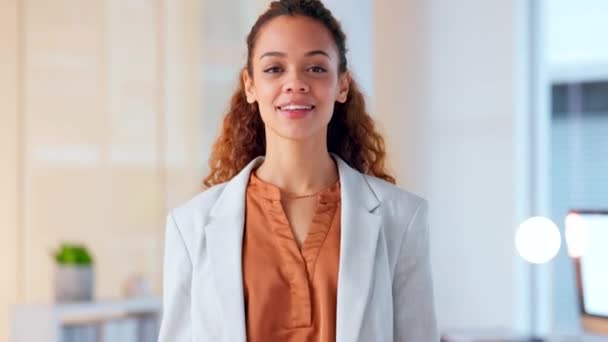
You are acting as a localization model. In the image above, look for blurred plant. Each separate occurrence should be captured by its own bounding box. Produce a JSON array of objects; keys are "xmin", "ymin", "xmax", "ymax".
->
[{"xmin": 53, "ymin": 243, "xmax": 93, "ymax": 266}]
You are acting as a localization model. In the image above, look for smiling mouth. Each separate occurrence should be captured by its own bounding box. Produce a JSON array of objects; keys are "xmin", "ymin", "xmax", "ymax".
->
[
  {"xmin": 276, "ymin": 104, "xmax": 316, "ymax": 119},
  {"xmin": 277, "ymin": 104, "xmax": 315, "ymax": 111}
]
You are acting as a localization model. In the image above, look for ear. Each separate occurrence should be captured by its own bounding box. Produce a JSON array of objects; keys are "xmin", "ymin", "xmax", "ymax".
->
[
  {"xmin": 242, "ymin": 69, "xmax": 257, "ymax": 104},
  {"xmin": 336, "ymin": 72, "xmax": 350, "ymax": 103}
]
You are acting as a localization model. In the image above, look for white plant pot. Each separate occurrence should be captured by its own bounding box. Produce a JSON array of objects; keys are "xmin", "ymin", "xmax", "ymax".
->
[{"xmin": 54, "ymin": 265, "xmax": 94, "ymax": 302}]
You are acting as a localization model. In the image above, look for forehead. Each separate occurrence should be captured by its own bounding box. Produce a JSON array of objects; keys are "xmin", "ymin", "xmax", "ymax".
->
[{"xmin": 253, "ymin": 15, "xmax": 338, "ymax": 59}]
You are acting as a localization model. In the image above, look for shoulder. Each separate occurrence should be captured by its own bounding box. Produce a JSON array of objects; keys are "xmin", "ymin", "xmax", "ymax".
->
[
  {"xmin": 362, "ymin": 174, "xmax": 427, "ymax": 221},
  {"xmin": 168, "ymin": 183, "xmax": 228, "ymax": 238}
]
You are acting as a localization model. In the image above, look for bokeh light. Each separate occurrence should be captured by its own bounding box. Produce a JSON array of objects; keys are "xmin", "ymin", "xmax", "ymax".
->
[{"xmin": 515, "ymin": 216, "xmax": 562, "ymax": 264}]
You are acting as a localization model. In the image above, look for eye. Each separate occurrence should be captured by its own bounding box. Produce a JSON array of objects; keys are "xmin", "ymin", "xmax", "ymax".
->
[
  {"xmin": 263, "ymin": 66, "xmax": 283, "ymax": 73},
  {"xmin": 308, "ymin": 66, "xmax": 327, "ymax": 73}
]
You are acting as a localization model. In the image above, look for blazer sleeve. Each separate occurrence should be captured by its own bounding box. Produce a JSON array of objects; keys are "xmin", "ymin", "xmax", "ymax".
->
[
  {"xmin": 393, "ymin": 200, "xmax": 439, "ymax": 341},
  {"xmin": 158, "ymin": 212, "xmax": 192, "ymax": 342}
]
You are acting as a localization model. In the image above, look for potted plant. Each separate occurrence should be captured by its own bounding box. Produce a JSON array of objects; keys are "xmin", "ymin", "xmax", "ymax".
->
[{"xmin": 53, "ymin": 242, "xmax": 94, "ymax": 302}]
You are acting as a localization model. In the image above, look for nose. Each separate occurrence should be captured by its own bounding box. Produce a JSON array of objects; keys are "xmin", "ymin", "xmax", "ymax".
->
[{"xmin": 283, "ymin": 72, "xmax": 310, "ymax": 93}]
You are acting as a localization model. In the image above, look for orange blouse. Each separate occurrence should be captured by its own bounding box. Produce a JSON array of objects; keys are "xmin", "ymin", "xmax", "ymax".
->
[{"xmin": 242, "ymin": 172, "xmax": 341, "ymax": 342}]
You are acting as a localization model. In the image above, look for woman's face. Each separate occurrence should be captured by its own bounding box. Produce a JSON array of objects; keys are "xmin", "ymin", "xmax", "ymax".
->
[{"xmin": 243, "ymin": 15, "xmax": 349, "ymax": 142}]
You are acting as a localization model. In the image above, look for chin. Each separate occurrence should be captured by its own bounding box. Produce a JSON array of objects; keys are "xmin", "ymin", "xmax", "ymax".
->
[{"xmin": 273, "ymin": 125, "xmax": 326, "ymax": 142}]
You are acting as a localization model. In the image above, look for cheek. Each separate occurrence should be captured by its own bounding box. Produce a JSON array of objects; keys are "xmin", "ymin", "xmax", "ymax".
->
[
  {"xmin": 252, "ymin": 76, "xmax": 278, "ymax": 97},
  {"xmin": 256, "ymin": 86, "xmax": 281, "ymax": 112},
  {"xmin": 260, "ymin": 85, "xmax": 279, "ymax": 101},
  {"xmin": 254, "ymin": 85, "xmax": 279, "ymax": 123},
  {"xmin": 319, "ymin": 78, "xmax": 340, "ymax": 99},
  {"xmin": 315, "ymin": 81, "xmax": 340, "ymax": 108}
]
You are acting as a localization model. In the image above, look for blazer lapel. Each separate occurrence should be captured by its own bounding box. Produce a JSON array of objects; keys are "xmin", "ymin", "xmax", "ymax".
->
[
  {"xmin": 333, "ymin": 156, "xmax": 382, "ymax": 342},
  {"xmin": 202, "ymin": 157, "xmax": 264, "ymax": 342}
]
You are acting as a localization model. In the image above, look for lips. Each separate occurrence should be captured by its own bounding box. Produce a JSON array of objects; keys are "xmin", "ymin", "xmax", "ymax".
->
[
  {"xmin": 277, "ymin": 104, "xmax": 315, "ymax": 110},
  {"xmin": 276, "ymin": 102, "xmax": 316, "ymax": 119}
]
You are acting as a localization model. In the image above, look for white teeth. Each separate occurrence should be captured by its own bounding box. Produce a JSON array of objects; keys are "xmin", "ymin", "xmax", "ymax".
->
[{"xmin": 280, "ymin": 104, "xmax": 313, "ymax": 110}]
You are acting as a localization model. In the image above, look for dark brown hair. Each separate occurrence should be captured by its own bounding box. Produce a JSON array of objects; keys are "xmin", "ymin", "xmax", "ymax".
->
[{"xmin": 203, "ymin": 0, "xmax": 395, "ymax": 188}]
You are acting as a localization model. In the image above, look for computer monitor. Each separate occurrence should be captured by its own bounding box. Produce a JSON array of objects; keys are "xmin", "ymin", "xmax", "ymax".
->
[{"xmin": 568, "ymin": 210, "xmax": 608, "ymax": 335}]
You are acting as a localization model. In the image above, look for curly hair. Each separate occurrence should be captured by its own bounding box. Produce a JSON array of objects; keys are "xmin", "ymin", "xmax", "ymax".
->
[{"xmin": 203, "ymin": 0, "xmax": 395, "ymax": 188}]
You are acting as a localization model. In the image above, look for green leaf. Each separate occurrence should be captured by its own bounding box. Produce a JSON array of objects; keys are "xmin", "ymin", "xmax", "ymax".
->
[{"xmin": 53, "ymin": 242, "xmax": 93, "ymax": 266}]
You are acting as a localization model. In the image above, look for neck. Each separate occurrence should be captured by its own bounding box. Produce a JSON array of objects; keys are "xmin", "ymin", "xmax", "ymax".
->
[{"xmin": 255, "ymin": 130, "xmax": 338, "ymax": 195}]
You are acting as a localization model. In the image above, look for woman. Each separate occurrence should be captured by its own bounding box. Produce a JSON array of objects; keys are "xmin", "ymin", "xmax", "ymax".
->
[{"xmin": 158, "ymin": 0, "xmax": 438, "ymax": 341}]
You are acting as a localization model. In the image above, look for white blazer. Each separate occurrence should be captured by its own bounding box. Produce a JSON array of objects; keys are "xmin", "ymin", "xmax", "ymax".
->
[{"xmin": 158, "ymin": 155, "xmax": 438, "ymax": 342}]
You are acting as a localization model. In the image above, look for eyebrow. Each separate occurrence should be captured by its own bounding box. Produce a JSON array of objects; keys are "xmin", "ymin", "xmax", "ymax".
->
[{"xmin": 259, "ymin": 50, "xmax": 331, "ymax": 60}]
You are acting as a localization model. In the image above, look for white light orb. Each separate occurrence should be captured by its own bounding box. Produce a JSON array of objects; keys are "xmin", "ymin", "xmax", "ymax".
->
[{"xmin": 515, "ymin": 216, "xmax": 561, "ymax": 264}]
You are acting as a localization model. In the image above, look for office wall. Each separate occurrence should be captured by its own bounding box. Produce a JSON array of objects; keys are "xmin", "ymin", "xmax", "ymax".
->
[
  {"xmin": 20, "ymin": 0, "xmax": 163, "ymax": 303},
  {"xmin": 374, "ymin": 0, "xmax": 531, "ymax": 331},
  {"xmin": 322, "ymin": 0, "xmax": 374, "ymax": 102},
  {"xmin": 0, "ymin": 0, "xmax": 204, "ymax": 340},
  {"xmin": 165, "ymin": 0, "xmax": 205, "ymax": 210},
  {"xmin": 0, "ymin": 1, "xmax": 20, "ymax": 341}
]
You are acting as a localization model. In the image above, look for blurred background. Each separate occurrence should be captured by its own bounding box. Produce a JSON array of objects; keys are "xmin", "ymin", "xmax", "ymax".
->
[{"xmin": 1, "ymin": 0, "xmax": 607, "ymax": 341}]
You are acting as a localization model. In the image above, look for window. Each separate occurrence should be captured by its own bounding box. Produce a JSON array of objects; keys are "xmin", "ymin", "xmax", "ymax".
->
[
  {"xmin": 545, "ymin": 0, "xmax": 608, "ymax": 332},
  {"xmin": 550, "ymin": 80, "xmax": 608, "ymax": 331}
]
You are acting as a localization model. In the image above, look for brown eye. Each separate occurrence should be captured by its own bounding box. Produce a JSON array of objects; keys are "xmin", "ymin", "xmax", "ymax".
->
[
  {"xmin": 264, "ymin": 66, "xmax": 283, "ymax": 73},
  {"xmin": 308, "ymin": 66, "xmax": 327, "ymax": 73}
]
